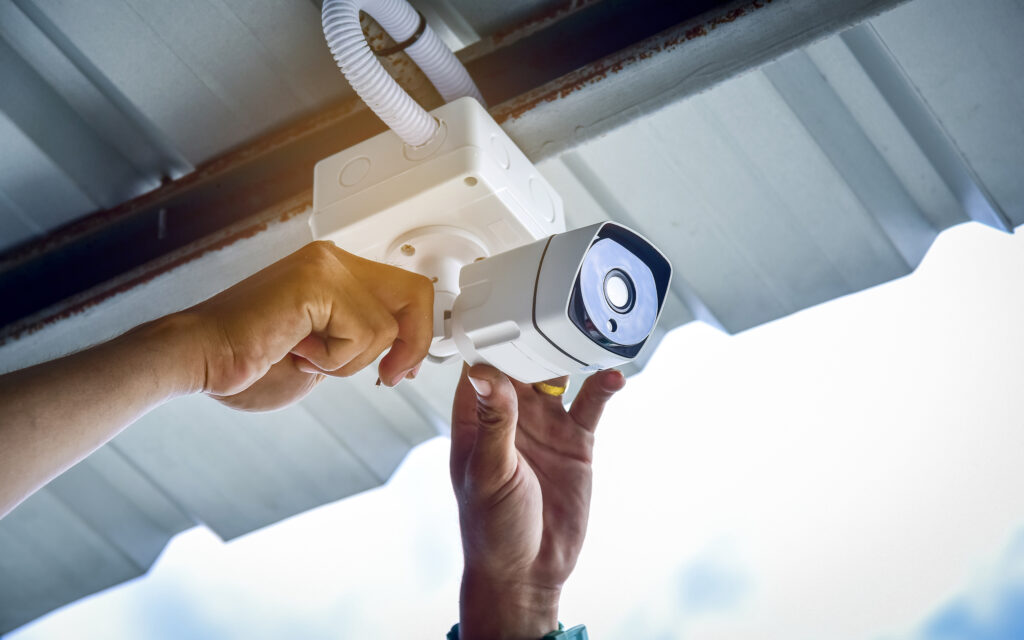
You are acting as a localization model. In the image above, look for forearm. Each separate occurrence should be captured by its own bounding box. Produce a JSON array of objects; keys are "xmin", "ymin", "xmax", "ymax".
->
[
  {"xmin": 459, "ymin": 569, "xmax": 561, "ymax": 640},
  {"xmin": 0, "ymin": 313, "xmax": 203, "ymax": 517}
]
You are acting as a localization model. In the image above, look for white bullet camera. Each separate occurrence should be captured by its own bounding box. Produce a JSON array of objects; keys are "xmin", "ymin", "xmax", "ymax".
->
[
  {"xmin": 311, "ymin": 97, "xmax": 672, "ymax": 382},
  {"xmin": 452, "ymin": 221, "xmax": 671, "ymax": 382}
]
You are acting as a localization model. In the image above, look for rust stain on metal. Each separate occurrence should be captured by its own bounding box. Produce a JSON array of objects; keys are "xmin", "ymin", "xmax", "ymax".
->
[
  {"xmin": 0, "ymin": 192, "xmax": 313, "ymax": 346},
  {"xmin": 0, "ymin": 96, "xmax": 364, "ymax": 272},
  {"xmin": 494, "ymin": 0, "xmax": 772, "ymax": 124},
  {"xmin": 710, "ymin": 7, "xmax": 748, "ymax": 29},
  {"xmin": 277, "ymin": 195, "xmax": 312, "ymax": 223},
  {"xmin": 685, "ymin": 24, "xmax": 709, "ymax": 39},
  {"xmin": 361, "ymin": 12, "xmax": 392, "ymax": 50}
]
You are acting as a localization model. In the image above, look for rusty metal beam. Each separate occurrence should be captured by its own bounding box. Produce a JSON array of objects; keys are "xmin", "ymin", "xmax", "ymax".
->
[
  {"xmin": 0, "ymin": 0, "xmax": 907, "ymax": 345},
  {"xmin": 495, "ymin": 0, "xmax": 914, "ymax": 161}
]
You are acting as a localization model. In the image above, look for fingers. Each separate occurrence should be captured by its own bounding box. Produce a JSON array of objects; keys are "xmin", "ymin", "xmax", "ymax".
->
[
  {"xmin": 293, "ymin": 244, "xmax": 431, "ymax": 383},
  {"xmin": 291, "ymin": 286, "xmax": 399, "ymax": 378},
  {"xmin": 568, "ymin": 369, "xmax": 626, "ymax": 432},
  {"xmin": 210, "ymin": 354, "xmax": 324, "ymax": 412},
  {"xmin": 325, "ymin": 246, "xmax": 434, "ymax": 386},
  {"xmin": 331, "ymin": 315, "xmax": 398, "ymax": 378},
  {"xmin": 449, "ymin": 363, "xmax": 479, "ymax": 472},
  {"xmin": 519, "ymin": 374, "xmax": 570, "ymax": 402},
  {"xmin": 290, "ymin": 335, "xmax": 361, "ymax": 373},
  {"xmin": 377, "ymin": 282, "xmax": 433, "ymax": 386},
  {"xmin": 462, "ymin": 364, "xmax": 520, "ymax": 495}
]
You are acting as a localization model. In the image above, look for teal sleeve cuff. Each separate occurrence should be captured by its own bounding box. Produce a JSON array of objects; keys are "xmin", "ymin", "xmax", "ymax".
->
[{"xmin": 447, "ymin": 622, "xmax": 588, "ymax": 639}]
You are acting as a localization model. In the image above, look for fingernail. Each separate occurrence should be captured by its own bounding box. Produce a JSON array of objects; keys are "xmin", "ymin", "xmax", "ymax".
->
[
  {"xmin": 610, "ymin": 369, "xmax": 626, "ymax": 386},
  {"xmin": 406, "ymin": 363, "xmax": 422, "ymax": 380},
  {"xmin": 468, "ymin": 376, "xmax": 491, "ymax": 397},
  {"xmin": 390, "ymin": 368, "xmax": 411, "ymax": 387}
]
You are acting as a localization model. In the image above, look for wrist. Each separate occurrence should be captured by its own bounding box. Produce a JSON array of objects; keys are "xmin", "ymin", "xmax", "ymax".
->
[
  {"xmin": 128, "ymin": 312, "xmax": 209, "ymax": 398},
  {"xmin": 459, "ymin": 568, "xmax": 561, "ymax": 640}
]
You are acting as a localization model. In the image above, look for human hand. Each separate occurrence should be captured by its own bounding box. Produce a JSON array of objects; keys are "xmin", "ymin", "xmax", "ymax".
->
[
  {"xmin": 449, "ymin": 363, "xmax": 625, "ymax": 639},
  {"xmin": 182, "ymin": 241, "xmax": 433, "ymax": 411}
]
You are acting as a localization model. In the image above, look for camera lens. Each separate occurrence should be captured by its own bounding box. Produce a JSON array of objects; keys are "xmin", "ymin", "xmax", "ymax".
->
[
  {"xmin": 575, "ymin": 238, "xmax": 659, "ymax": 347},
  {"xmin": 603, "ymin": 269, "xmax": 635, "ymax": 313}
]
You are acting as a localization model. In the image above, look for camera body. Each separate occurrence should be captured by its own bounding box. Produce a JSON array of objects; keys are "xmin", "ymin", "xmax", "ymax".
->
[{"xmin": 453, "ymin": 221, "xmax": 672, "ymax": 383}]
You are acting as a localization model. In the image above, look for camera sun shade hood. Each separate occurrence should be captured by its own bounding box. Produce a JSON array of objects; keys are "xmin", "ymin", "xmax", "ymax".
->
[{"xmin": 534, "ymin": 221, "xmax": 672, "ymax": 366}]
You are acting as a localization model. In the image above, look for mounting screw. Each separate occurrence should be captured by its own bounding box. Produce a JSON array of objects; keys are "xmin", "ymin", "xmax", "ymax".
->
[{"xmin": 401, "ymin": 244, "xmax": 416, "ymax": 256}]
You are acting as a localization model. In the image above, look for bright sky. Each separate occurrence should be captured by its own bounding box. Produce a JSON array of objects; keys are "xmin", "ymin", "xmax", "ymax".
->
[{"xmin": 8, "ymin": 222, "xmax": 1024, "ymax": 639}]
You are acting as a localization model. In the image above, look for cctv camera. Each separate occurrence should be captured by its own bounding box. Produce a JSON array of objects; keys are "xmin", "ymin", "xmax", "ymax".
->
[
  {"xmin": 451, "ymin": 221, "xmax": 672, "ymax": 383},
  {"xmin": 311, "ymin": 97, "xmax": 672, "ymax": 383}
]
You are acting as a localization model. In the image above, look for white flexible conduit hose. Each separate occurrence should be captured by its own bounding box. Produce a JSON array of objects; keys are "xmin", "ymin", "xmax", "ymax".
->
[{"xmin": 322, "ymin": 0, "xmax": 485, "ymax": 147}]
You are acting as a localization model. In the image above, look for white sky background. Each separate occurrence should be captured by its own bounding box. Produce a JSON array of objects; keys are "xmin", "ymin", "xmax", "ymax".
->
[{"xmin": 8, "ymin": 221, "xmax": 1024, "ymax": 639}]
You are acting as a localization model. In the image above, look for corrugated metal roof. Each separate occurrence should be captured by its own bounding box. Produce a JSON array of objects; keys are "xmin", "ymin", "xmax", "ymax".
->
[
  {"xmin": 2, "ymin": 0, "xmax": 1023, "ymax": 633},
  {"xmin": 0, "ymin": 0, "xmax": 339, "ymax": 250},
  {"xmin": 0, "ymin": 0, "xmax": 578, "ymax": 254}
]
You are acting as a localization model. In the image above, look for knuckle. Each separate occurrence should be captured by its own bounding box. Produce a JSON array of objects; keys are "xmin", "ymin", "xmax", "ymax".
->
[
  {"xmin": 301, "ymin": 240, "xmax": 335, "ymax": 263},
  {"xmin": 414, "ymin": 275, "xmax": 435, "ymax": 306},
  {"xmin": 379, "ymin": 315, "xmax": 400, "ymax": 343},
  {"xmin": 295, "ymin": 242, "xmax": 338, "ymax": 279},
  {"xmin": 308, "ymin": 239, "xmax": 336, "ymax": 254},
  {"xmin": 353, "ymin": 324, "xmax": 375, "ymax": 350},
  {"xmin": 409, "ymin": 271, "xmax": 433, "ymax": 294},
  {"xmin": 475, "ymin": 405, "xmax": 507, "ymax": 429},
  {"xmin": 320, "ymin": 353, "xmax": 345, "ymax": 371}
]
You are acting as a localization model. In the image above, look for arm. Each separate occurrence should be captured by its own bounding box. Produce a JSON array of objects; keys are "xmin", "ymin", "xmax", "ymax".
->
[
  {"xmin": 0, "ymin": 315, "xmax": 201, "ymax": 519},
  {"xmin": 449, "ymin": 364, "xmax": 626, "ymax": 639},
  {"xmin": 0, "ymin": 241, "xmax": 433, "ymax": 518}
]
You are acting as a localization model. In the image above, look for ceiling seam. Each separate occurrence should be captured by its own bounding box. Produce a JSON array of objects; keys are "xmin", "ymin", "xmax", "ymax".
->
[
  {"xmin": 293, "ymin": 403, "xmax": 387, "ymax": 484},
  {"xmin": 207, "ymin": 0, "xmax": 317, "ymax": 108},
  {"xmin": 106, "ymin": 440, "xmax": 199, "ymax": 530},
  {"xmin": 45, "ymin": 463, "xmax": 174, "ymax": 569},
  {"xmin": 0, "ymin": 185, "xmax": 44, "ymax": 235},
  {"xmin": 841, "ymin": 23, "xmax": 1012, "ymax": 233},
  {"xmin": 763, "ymin": 49, "xmax": 936, "ymax": 269},
  {"xmin": 41, "ymin": 487, "xmax": 148, "ymax": 574},
  {"xmin": 684, "ymin": 95, "xmax": 860, "ymax": 303},
  {"xmin": 11, "ymin": 0, "xmax": 192, "ymax": 180}
]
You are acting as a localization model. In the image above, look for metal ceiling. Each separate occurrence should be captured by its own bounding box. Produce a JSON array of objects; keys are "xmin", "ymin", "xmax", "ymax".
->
[
  {"xmin": 0, "ymin": 0, "xmax": 565, "ymax": 253},
  {"xmin": 2, "ymin": 0, "xmax": 1023, "ymax": 633}
]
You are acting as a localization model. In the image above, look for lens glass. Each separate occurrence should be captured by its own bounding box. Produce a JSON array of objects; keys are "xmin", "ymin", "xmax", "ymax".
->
[
  {"xmin": 604, "ymin": 270, "xmax": 634, "ymax": 312},
  {"xmin": 576, "ymin": 238, "xmax": 659, "ymax": 347},
  {"xmin": 566, "ymin": 222, "xmax": 672, "ymax": 358}
]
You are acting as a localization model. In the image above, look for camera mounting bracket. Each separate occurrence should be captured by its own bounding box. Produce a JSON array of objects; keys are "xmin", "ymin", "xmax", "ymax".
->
[{"xmin": 311, "ymin": 97, "xmax": 565, "ymax": 358}]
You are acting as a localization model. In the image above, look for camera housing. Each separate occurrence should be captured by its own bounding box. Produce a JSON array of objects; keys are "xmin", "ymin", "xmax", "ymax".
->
[{"xmin": 452, "ymin": 221, "xmax": 672, "ymax": 383}]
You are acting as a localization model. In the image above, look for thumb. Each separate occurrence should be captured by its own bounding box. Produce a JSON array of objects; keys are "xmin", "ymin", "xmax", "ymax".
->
[
  {"xmin": 568, "ymin": 369, "xmax": 626, "ymax": 432},
  {"xmin": 465, "ymin": 364, "xmax": 519, "ymax": 495}
]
